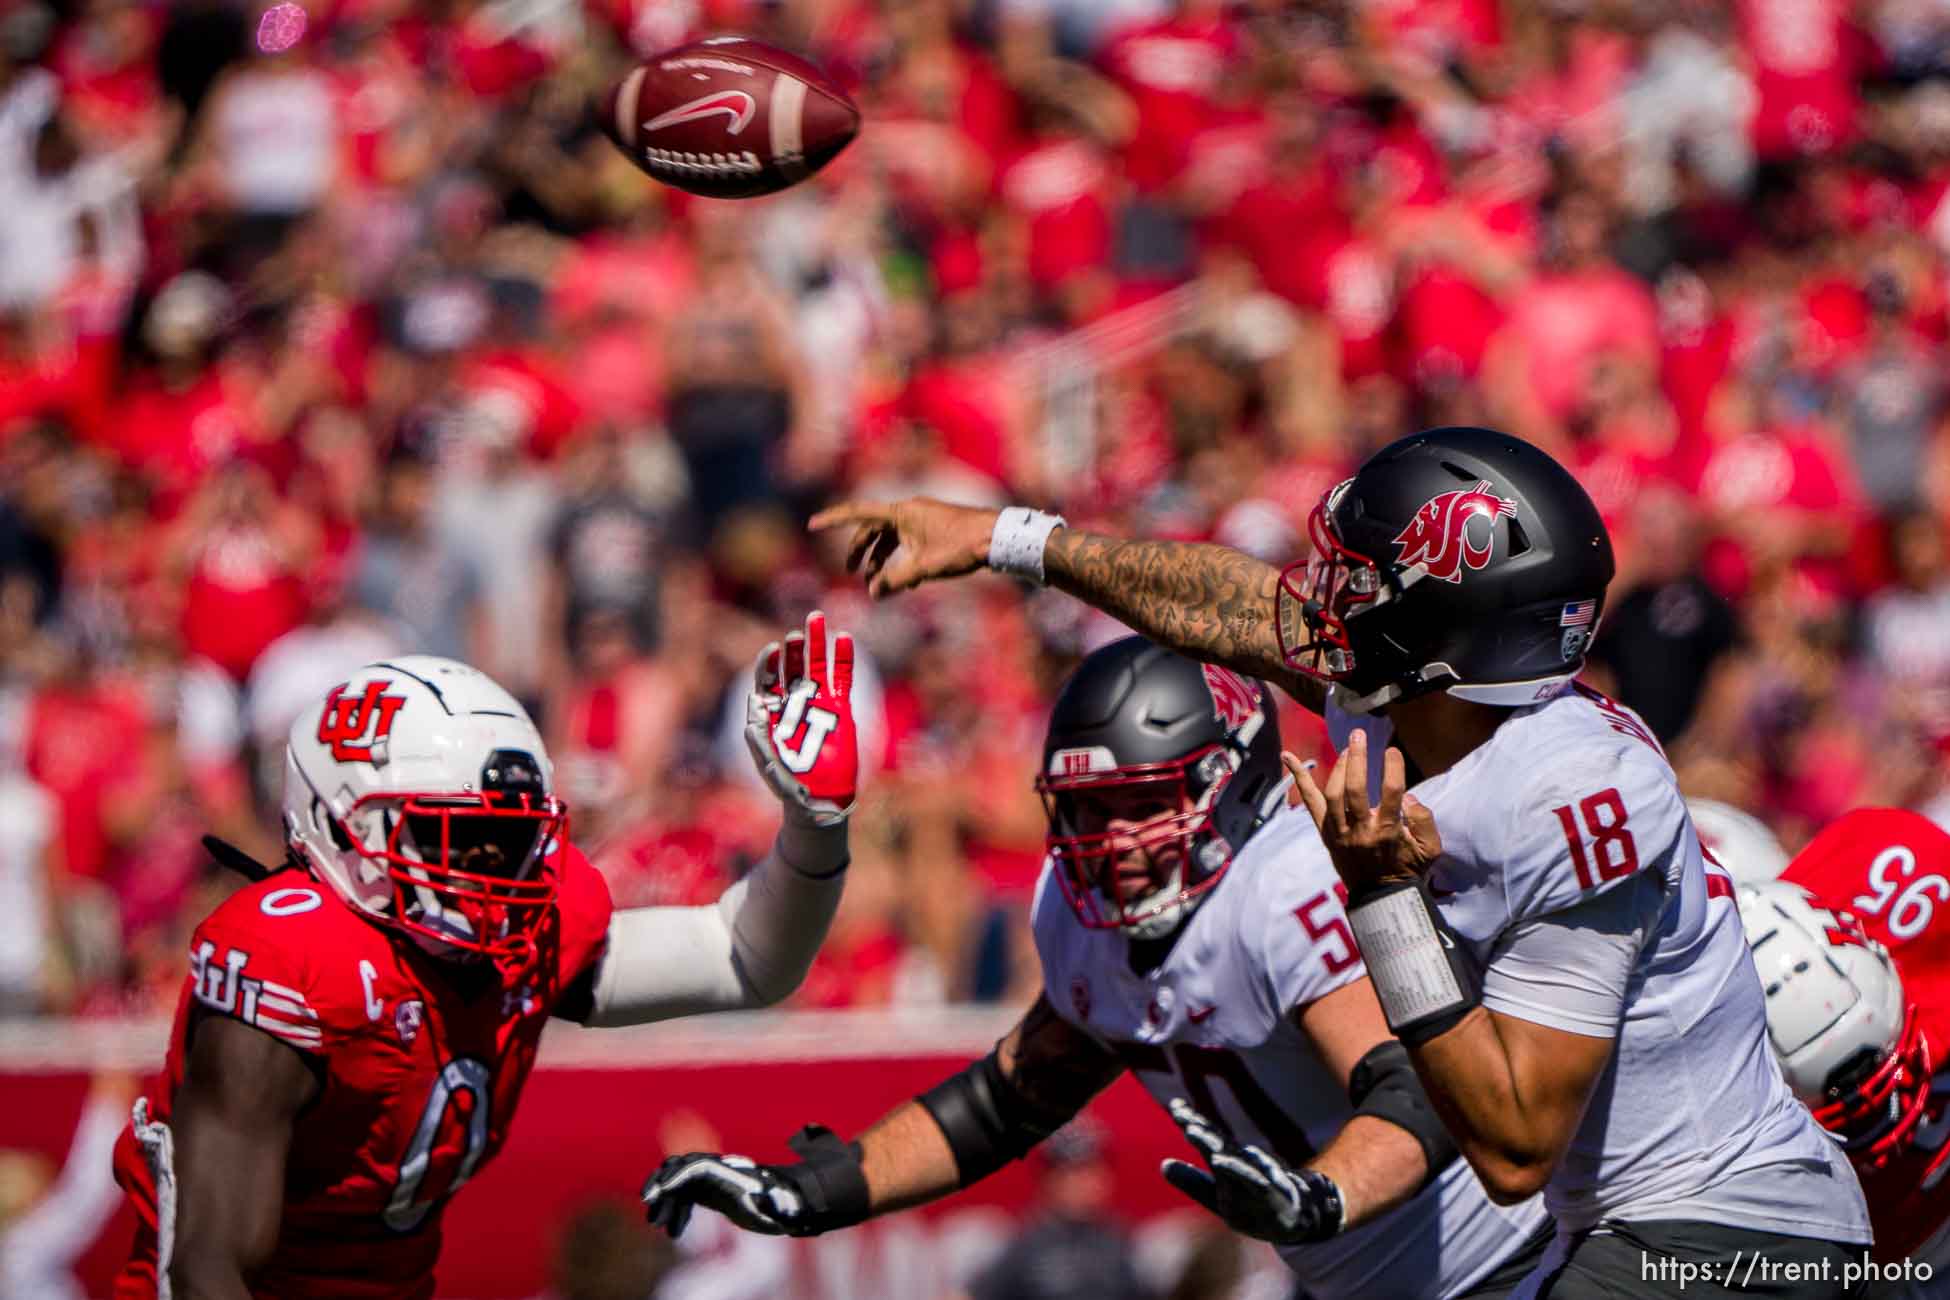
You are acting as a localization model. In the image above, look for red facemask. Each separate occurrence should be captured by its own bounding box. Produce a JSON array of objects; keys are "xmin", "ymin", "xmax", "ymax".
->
[
  {"xmin": 1815, "ymin": 1006, "xmax": 1937, "ymax": 1173},
  {"xmin": 335, "ymin": 789, "xmax": 568, "ymax": 969},
  {"xmin": 1276, "ymin": 492, "xmax": 1386, "ymax": 687},
  {"xmin": 1037, "ymin": 744, "xmax": 1232, "ymax": 931}
]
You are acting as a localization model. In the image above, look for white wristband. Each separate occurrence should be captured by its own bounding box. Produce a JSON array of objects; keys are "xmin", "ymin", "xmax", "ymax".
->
[
  {"xmin": 988, "ymin": 507, "xmax": 1067, "ymax": 584},
  {"xmin": 1346, "ymin": 883, "xmax": 1475, "ymax": 1038}
]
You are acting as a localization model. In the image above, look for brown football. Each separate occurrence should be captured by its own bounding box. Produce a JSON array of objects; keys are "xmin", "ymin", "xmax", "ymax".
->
[{"xmin": 599, "ymin": 36, "xmax": 860, "ymax": 200}]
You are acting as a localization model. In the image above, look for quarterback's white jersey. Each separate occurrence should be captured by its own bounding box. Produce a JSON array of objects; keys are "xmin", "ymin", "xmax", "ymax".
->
[
  {"xmin": 1032, "ymin": 803, "xmax": 1549, "ymax": 1299},
  {"xmin": 1329, "ymin": 685, "xmax": 1872, "ymax": 1245}
]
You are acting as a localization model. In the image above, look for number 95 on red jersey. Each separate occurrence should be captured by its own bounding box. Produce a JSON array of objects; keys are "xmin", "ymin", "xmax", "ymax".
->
[{"xmin": 1782, "ymin": 807, "xmax": 1950, "ymax": 1262}]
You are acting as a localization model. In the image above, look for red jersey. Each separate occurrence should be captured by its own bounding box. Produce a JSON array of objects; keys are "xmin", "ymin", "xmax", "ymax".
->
[
  {"xmin": 112, "ymin": 847, "xmax": 613, "ymax": 1298},
  {"xmin": 1781, "ymin": 809, "xmax": 1950, "ymax": 1260}
]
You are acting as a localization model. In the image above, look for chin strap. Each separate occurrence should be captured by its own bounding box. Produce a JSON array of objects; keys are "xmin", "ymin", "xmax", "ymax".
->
[{"xmin": 202, "ymin": 835, "xmax": 294, "ymax": 882}]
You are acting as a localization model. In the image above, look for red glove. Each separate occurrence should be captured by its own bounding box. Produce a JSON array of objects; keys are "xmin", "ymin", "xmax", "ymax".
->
[{"xmin": 745, "ymin": 611, "xmax": 858, "ymax": 826}]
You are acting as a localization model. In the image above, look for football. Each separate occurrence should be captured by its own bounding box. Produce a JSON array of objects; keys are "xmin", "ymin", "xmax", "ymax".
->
[{"xmin": 599, "ymin": 36, "xmax": 860, "ymax": 200}]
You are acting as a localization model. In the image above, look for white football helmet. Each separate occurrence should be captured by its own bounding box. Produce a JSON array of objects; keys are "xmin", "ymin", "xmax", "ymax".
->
[
  {"xmin": 1688, "ymin": 798, "xmax": 1791, "ymax": 883},
  {"xmin": 283, "ymin": 657, "xmax": 567, "ymax": 965},
  {"xmin": 1738, "ymin": 880, "xmax": 1933, "ymax": 1165}
]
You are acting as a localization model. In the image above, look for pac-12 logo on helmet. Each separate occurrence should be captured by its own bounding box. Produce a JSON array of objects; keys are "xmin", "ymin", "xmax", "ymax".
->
[
  {"xmin": 317, "ymin": 682, "xmax": 408, "ymax": 764},
  {"xmin": 1391, "ymin": 480, "xmax": 1519, "ymax": 583}
]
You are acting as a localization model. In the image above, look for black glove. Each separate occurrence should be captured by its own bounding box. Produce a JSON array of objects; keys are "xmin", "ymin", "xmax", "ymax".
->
[
  {"xmin": 1159, "ymin": 1098, "xmax": 1345, "ymax": 1245},
  {"xmin": 642, "ymin": 1125, "xmax": 869, "ymax": 1239}
]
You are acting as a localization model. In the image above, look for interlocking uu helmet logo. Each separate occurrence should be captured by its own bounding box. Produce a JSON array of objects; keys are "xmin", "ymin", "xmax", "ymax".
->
[{"xmin": 317, "ymin": 682, "xmax": 407, "ymax": 764}]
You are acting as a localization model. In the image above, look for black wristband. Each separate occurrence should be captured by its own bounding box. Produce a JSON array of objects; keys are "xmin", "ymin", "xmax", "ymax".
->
[
  {"xmin": 776, "ymin": 1124, "xmax": 872, "ymax": 1234},
  {"xmin": 916, "ymin": 1051, "xmax": 1066, "ymax": 1186},
  {"xmin": 1348, "ymin": 1040, "xmax": 1460, "ymax": 1180}
]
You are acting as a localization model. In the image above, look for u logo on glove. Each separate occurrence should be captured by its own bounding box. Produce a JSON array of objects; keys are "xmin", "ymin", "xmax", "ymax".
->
[
  {"xmin": 745, "ymin": 610, "xmax": 860, "ymax": 824},
  {"xmin": 773, "ymin": 681, "xmax": 839, "ymax": 774}
]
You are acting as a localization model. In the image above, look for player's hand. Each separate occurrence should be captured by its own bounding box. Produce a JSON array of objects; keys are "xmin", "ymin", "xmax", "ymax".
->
[
  {"xmin": 745, "ymin": 611, "xmax": 858, "ymax": 828},
  {"xmin": 1286, "ymin": 729, "xmax": 1442, "ymax": 898},
  {"xmin": 809, "ymin": 498, "xmax": 1000, "ymax": 599},
  {"xmin": 1160, "ymin": 1098, "xmax": 1344, "ymax": 1245},
  {"xmin": 643, "ymin": 1125, "xmax": 867, "ymax": 1240},
  {"xmin": 642, "ymin": 1151, "xmax": 813, "ymax": 1239}
]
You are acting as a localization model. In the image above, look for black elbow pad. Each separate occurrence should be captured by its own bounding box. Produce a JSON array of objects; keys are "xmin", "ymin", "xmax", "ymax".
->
[
  {"xmin": 915, "ymin": 1051, "xmax": 1072, "ymax": 1186},
  {"xmin": 1348, "ymin": 1040, "xmax": 1459, "ymax": 1184}
]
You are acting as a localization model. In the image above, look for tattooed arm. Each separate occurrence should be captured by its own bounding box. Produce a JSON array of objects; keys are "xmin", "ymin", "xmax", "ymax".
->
[
  {"xmin": 1044, "ymin": 529, "xmax": 1323, "ymax": 711},
  {"xmin": 810, "ymin": 498, "xmax": 1325, "ymax": 712}
]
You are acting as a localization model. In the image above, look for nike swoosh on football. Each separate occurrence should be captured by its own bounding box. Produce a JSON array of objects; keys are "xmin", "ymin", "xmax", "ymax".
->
[{"xmin": 644, "ymin": 90, "xmax": 757, "ymax": 137}]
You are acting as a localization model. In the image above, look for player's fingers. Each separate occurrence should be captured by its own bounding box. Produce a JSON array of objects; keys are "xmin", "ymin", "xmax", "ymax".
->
[
  {"xmin": 753, "ymin": 640, "xmax": 783, "ymax": 695},
  {"xmin": 1376, "ymin": 745, "xmax": 1406, "ymax": 826},
  {"xmin": 809, "ymin": 501, "xmax": 889, "ymax": 534},
  {"xmin": 870, "ymin": 544, "xmax": 929, "ymax": 598},
  {"xmin": 745, "ymin": 713, "xmax": 782, "ymax": 785},
  {"xmin": 830, "ymin": 631, "xmax": 855, "ymax": 700},
  {"xmin": 889, "ymin": 557, "xmax": 925, "ymax": 594},
  {"xmin": 1240, "ymin": 1144, "xmax": 1295, "ymax": 1197},
  {"xmin": 1320, "ymin": 740, "xmax": 1350, "ymax": 837},
  {"xmin": 862, "ymin": 525, "xmax": 906, "ymax": 585},
  {"xmin": 1403, "ymin": 794, "xmax": 1444, "ymax": 861},
  {"xmin": 1167, "ymin": 1099, "xmax": 1227, "ymax": 1158},
  {"xmin": 644, "ymin": 1190, "xmax": 677, "ymax": 1233},
  {"xmin": 1284, "ymin": 753, "xmax": 1326, "ymax": 824},
  {"xmin": 844, "ymin": 525, "xmax": 870, "ymax": 574},
  {"xmin": 804, "ymin": 611, "xmax": 829, "ymax": 694},
  {"xmin": 1340, "ymin": 729, "xmax": 1371, "ymax": 827},
  {"xmin": 642, "ymin": 1169, "xmax": 684, "ymax": 1229},
  {"xmin": 658, "ymin": 1158, "xmax": 765, "ymax": 1206},
  {"xmin": 781, "ymin": 629, "xmax": 806, "ymax": 688},
  {"xmin": 647, "ymin": 1183, "xmax": 694, "ymax": 1238},
  {"xmin": 1161, "ymin": 1159, "xmax": 1224, "ymax": 1217},
  {"xmin": 1207, "ymin": 1147, "xmax": 1267, "ymax": 1191}
]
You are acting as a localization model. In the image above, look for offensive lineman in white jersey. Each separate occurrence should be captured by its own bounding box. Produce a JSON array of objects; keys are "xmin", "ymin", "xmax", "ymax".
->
[
  {"xmin": 642, "ymin": 638, "xmax": 1551, "ymax": 1298},
  {"xmin": 814, "ymin": 426, "xmax": 1873, "ymax": 1297}
]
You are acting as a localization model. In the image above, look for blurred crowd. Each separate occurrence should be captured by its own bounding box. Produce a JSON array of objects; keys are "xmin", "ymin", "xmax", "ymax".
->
[{"xmin": 5, "ymin": 0, "xmax": 1950, "ymax": 1021}]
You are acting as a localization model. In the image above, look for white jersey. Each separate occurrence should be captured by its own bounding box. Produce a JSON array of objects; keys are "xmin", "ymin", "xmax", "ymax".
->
[
  {"xmin": 1032, "ymin": 803, "xmax": 1549, "ymax": 1299},
  {"xmin": 1329, "ymin": 686, "xmax": 1872, "ymax": 1244}
]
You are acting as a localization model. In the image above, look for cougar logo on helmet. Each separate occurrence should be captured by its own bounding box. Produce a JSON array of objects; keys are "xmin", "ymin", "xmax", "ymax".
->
[
  {"xmin": 1201, "ymin": 665, "xmax": 1259, "ymax": 732},
  {"xmin": 1392, "ymin": 480, "xmax": 1518, "ymax": 583},
  {"xmin": 318, "ymin": 682, "xmax": 408, "ymax": 764}
]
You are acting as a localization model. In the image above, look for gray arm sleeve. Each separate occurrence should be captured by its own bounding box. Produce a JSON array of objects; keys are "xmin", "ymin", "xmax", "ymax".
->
[
  {"xmin": 4, "ymin": 1095, "xmax": 127, "ymax": 1278},
  {"xmin": 1480, "ymin": 869, "xmax": 1664, "ymax": 1039},
  {"xmin": 583, "ymin": 820, "xmax": 847, "ymax": 1027}
]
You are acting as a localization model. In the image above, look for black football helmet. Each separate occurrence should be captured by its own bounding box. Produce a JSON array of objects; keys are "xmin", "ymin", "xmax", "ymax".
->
[
  {"xmin": 1035, "ymin": 637, "xmax": 1285, "ymax": 937},
  {"xmin": 1277, "ymin": 427, "xmax": 1615, "ymax": 712}
]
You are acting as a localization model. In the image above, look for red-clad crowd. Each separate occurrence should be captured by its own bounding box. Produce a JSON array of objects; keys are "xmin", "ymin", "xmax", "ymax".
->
[{"xmin": 5, "ymin": 0, "xmax": 1950, "ymax": 1022}]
